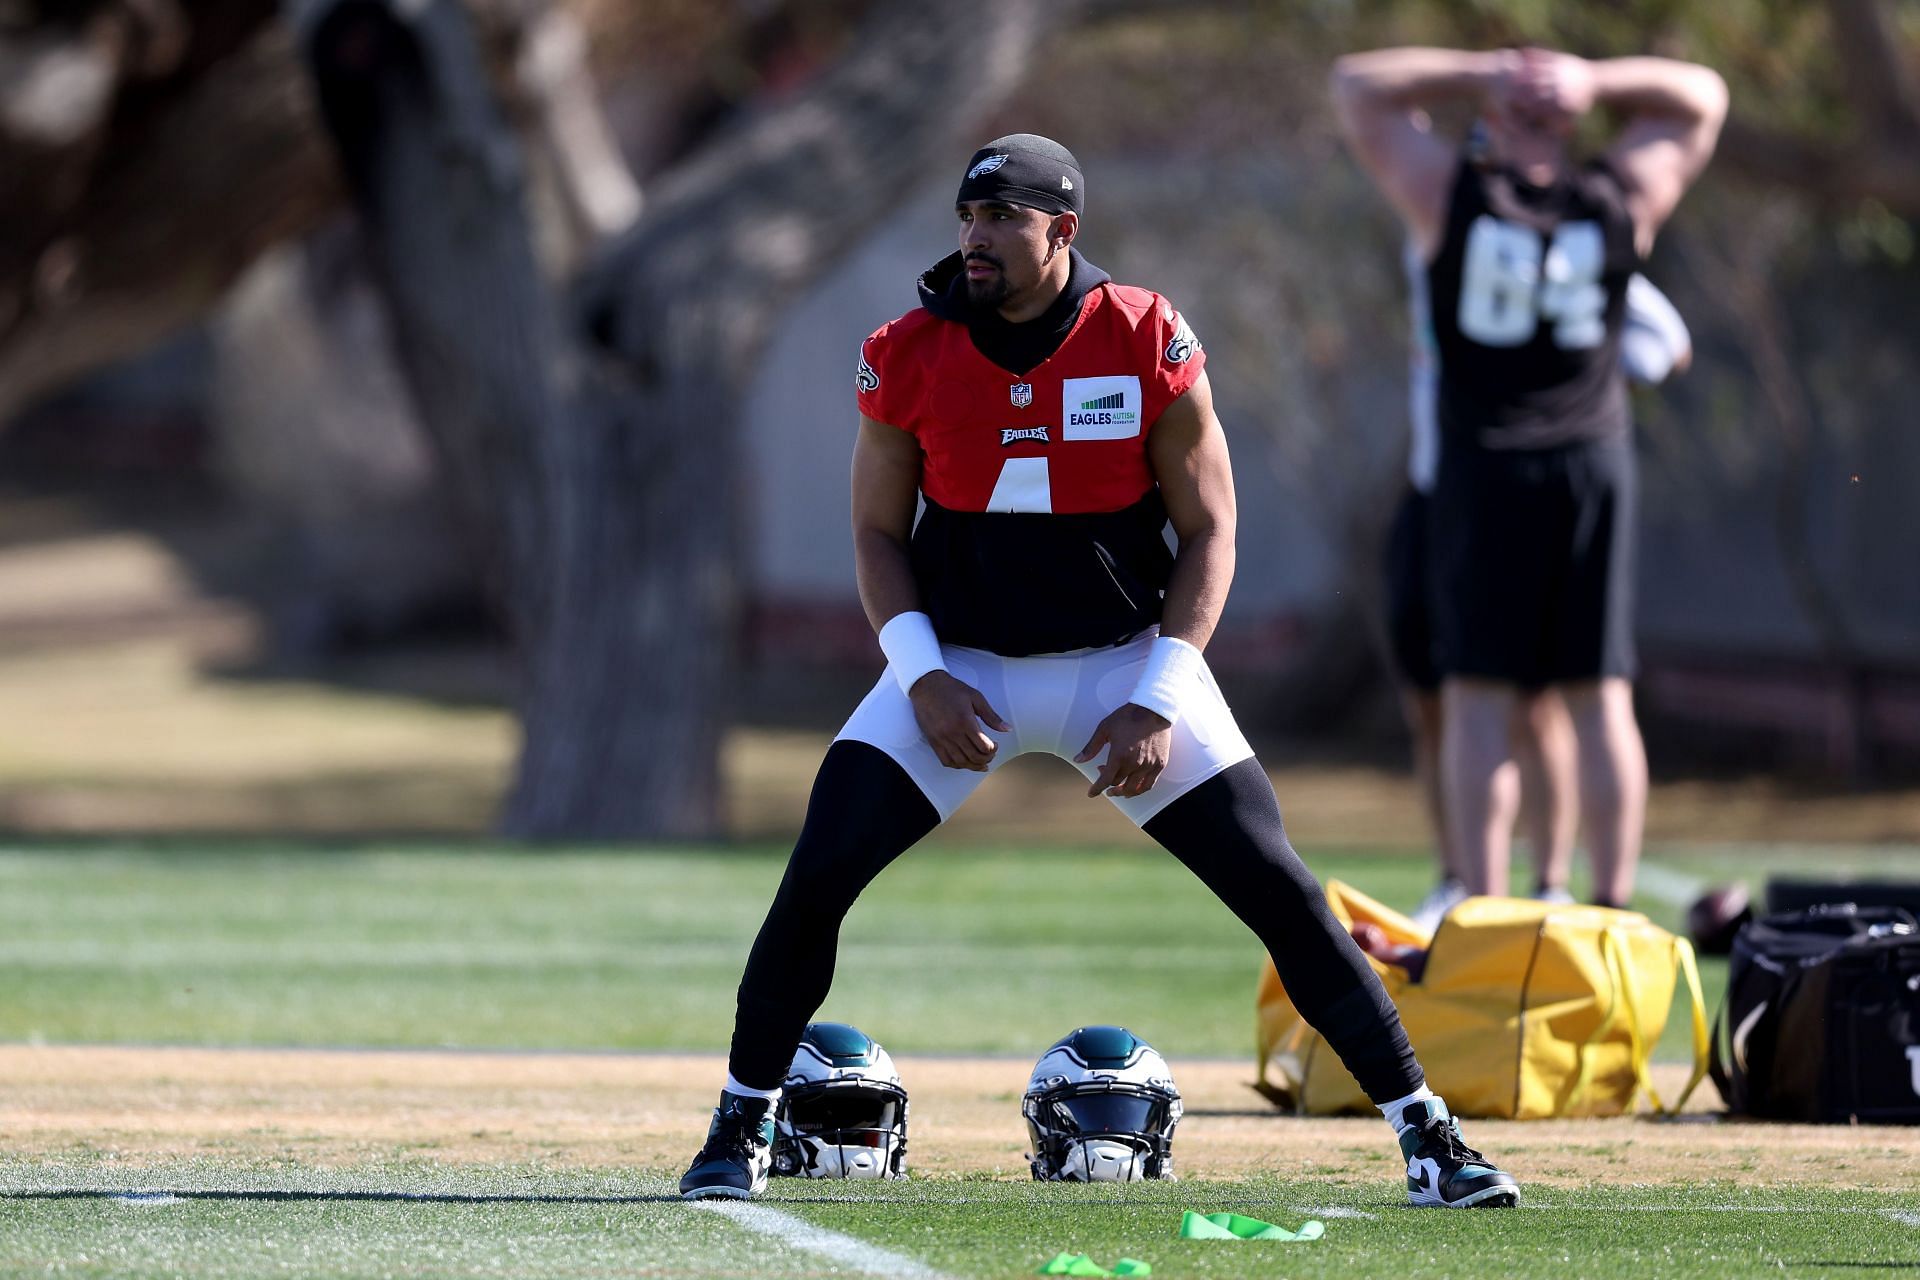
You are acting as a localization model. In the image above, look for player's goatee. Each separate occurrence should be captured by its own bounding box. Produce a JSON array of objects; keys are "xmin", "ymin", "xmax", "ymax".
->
[{"xmin": 965, "ymin": 273, "xmax": 1010, "ymax": 307}]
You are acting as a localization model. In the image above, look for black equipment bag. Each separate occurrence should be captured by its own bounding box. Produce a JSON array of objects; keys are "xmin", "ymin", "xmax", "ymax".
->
[
  {"xmin": 1710, "ymin": 904, "xmax": 1920, "ymax": 1124},
  {"xmin": 1767, "ymin": 878, "xmax": 1920, "ymax": 916}
]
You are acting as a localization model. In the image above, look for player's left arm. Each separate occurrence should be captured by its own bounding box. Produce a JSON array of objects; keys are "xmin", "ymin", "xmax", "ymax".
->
[
  {"xmin": 1592, "ymin": 56, "xmax": 1729, "ymax": 256},
  {"xmin": 1075, "ymin": 371, "xmax": 1236, "ymax": 799},
  {"xmin": 1146, "ymin": 369, "xmax": 1236, "ymax": 651}
]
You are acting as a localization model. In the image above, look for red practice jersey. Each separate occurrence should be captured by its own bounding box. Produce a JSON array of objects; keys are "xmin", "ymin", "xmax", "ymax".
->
[{"xmin": 857, "ymin": 263, "xmax": 1205, "ymax": 655}]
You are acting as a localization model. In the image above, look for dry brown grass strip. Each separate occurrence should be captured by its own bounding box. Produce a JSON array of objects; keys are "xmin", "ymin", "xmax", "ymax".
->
[{"xmin": 5, "ymin": 1045, "xmax": 1917, "ymax": 1191}]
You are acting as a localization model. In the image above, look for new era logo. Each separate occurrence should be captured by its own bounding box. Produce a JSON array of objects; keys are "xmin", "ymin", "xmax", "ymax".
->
[{"xmin": 1061, "ymin": 175, "xmax": 1074, "ymax": 190}]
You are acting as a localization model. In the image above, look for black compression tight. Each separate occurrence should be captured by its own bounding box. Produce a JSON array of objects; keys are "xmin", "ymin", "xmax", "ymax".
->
[
  {"xmin": 728, "ymin": 741, "xmax": 939, "ymax": 1090},
  {"xmin": 727, "ymin": 747, "xmax": 1421, "ymax": 1105},
  {"xmin": 1142, "ymin": 758, "xmax": 1423, "ymax": 1103}
]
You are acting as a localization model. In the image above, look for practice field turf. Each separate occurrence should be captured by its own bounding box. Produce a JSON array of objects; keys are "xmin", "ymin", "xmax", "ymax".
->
[
  {"xmin": 2, "ymin": 840, "xmax": 1918, "ymax": 1278},
  {"xmin": 2, "ymin": 840, "xmax": 1915, "ymax": 1057},
  {"xmin": 3, "ymin": 1164, "xmax": 1918, "ymax": 1279},
  {"xmin": 15, "ymin": 839, "xmax": 1918, "ymax": 1055}
]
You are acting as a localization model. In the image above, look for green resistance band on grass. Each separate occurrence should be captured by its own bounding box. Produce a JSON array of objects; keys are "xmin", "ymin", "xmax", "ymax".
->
[
  {"xmin": 1035, "ymin": 1252, "xmax": 1152, "ymax": 1276},
  {"xmin": 1178, "ymin": 1211, "xmax": 1325, "ymax": 1242}
]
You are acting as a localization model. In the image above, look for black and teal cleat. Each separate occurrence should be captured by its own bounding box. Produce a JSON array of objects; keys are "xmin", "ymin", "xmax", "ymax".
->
[
  {"xmin": 1400, "ymin": 1098, "xmax": 1520, "ymax": 1208},
  {"xmin": 679, "ymin": 1091, "xmax": 775, "ymax": 1201}
]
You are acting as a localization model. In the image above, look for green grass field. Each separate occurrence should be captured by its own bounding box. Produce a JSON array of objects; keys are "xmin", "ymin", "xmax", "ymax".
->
[
  {"xmin": 8, "ymin": 840, "xmax": 1914, "ymax": 1055},
  {"xmin": 0, "ymin": 839, "xmax": 1763, "ymax": 1055},
  {"xmin": 3, "ymin": 839, "xmax": 1918, "ymax": 1278},
  {"xmin": 2, "ymin": 840, "xmax": 1445, "ymax": 1054},
  {"xmin": 3, "ymin": 1172, "xmax": 1917, "ymax": 1279}
]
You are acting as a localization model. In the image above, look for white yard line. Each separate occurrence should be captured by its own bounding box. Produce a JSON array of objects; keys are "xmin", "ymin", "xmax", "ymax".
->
[
  {"xmin": 1880, "ymin": 1209, "xmax": 1920, "ymax": 1227},
  {"xmin": 694, "ymin": 1199, "xmax": 953, "ymax": 1279}
]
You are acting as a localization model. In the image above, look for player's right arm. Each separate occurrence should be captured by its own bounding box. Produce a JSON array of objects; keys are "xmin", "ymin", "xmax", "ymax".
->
[
  {"xmin": 851, "ymin": 415, "xmax": 927, "ymax": 636},
  {"xmin": 1329, "ymin": 48, "xmax": 1514, "ymax": 255},
  {"xmin": 851, "ymin": 415, "xmax": 1009, "ymax": 772}
]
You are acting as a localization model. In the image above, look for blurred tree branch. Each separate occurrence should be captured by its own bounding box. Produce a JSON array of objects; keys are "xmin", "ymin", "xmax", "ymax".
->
[
  {"xmin": 1825, "ymin": 0, "xmax": 1920, "ymax": 145},
  {"xmin": 7, "ymin": 0, "xmax": 1916, "ymax": 423},
  {"xmin": 0, "ymin": 1, "xmax": 333, "ymax": 422},
  {"xmin": 1716, "ymin": 118, "xmax": 1920, "ymax": 216},
  {"xmin": 0, "ymin": 0, "xmax": 851, "ymax": 422},
  {"xmin": 1717, "ymin": 0, "xmax": 1920, "ymax": 217}
]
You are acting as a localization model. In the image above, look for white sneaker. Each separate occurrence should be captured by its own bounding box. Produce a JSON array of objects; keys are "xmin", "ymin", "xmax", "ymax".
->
[
  {"xmin": 1409, "ymin": 878, "xmax": 1467, "ymax": 934},
  {"xmin": 1533, "ymin": 887, "xmax": 1575, "ymax": 906}
]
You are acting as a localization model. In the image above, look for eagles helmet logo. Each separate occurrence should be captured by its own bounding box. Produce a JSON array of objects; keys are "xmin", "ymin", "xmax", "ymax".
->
[
  {"xmin": 856, "ymin": 353, "xmax": 879, "ymax": 393},
  {"xmin": 1022, "ymin": 1026, "xmax": 1182, "ymax": 1182},
  {"xmin": 773, "ymin": 1022, "xmax": 909, "ymax": 1180},
  {"xmin": 966, "ymin": 153, "xmax": 1010, "ymax": 179}
]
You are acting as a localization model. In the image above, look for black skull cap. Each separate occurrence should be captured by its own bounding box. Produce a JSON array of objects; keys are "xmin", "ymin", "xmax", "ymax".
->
[{"xmin": 957, "ymin": 133, "xmax": 1084, "ymax": 217}]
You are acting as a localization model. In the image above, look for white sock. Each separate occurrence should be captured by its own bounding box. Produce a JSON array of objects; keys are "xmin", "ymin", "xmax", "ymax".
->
[
  {"xmin": 1378, "ymin": 1083, "xmax": 1438, "ymax": 1135},
  {"xmin": 724, "ymin": 1073, "xmax": 782, "ymax": 1104}
]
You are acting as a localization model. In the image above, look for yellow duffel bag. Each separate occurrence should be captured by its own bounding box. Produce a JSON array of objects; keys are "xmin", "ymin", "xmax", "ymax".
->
[{"xmin": 1255, "ymin": 881, "xmax": 1708, "ymax": 1119}]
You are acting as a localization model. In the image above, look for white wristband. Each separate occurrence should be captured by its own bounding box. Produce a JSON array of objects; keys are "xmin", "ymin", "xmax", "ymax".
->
[
  {"xmin": 879, "ymin": 611, "xmax": 946, "ymax": 696},
  {"xmin": 1129, "ymin": 635, "xmax": 1205, "ymax": 725}
]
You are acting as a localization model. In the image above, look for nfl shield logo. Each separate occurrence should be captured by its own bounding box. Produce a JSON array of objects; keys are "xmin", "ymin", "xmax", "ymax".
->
[{"xmin": 1010, "ymin": 382, "xmax": 1033, "ymax": 408}]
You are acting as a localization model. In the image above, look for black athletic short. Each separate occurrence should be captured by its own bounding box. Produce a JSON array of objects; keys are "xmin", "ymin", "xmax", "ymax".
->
[
  {"xmin": 1383, "ymin": 487, "xmax": 1440, "ymax": 692},
  {"xmin": 1429, "ymin": 434, "xmax": 1637, "ymax": 687}
]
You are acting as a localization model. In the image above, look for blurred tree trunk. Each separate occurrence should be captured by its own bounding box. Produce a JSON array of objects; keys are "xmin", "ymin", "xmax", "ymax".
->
[{"xmin": 303, "ymin": 0, "xmax": 1066, "ymax": 836}]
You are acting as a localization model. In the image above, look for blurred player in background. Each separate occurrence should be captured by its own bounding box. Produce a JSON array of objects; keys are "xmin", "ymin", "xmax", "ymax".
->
[
  {"xmin": 1395, "ymin": 225, "xmax": 1695, "ymax": 930},
  {"xmin": 1334, "ymin": 45, "xmax": 1725, "ymax": 912},
  {"xmin": 680, "ymin": 133, "xmax": 1517, "ymax": 1210}
]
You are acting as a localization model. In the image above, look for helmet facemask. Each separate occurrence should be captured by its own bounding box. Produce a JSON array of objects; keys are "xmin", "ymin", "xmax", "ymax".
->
[
  {"xmin": 772, "ymin": 1021, "xmax": 911, "ymax": 1180},
  {"xmin": 773, "ymin": 1077, "xmax": 910, "ymax": 1180},
  {"xmin": 1024, "ymin": 1079, "xmax": 1180, "ymax": 1182}
]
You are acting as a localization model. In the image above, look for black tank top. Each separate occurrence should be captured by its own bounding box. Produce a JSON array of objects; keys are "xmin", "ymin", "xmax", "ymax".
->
[{"xmin": 1427, "ymin": 156, "xmax": 1639, "ymax": 450}]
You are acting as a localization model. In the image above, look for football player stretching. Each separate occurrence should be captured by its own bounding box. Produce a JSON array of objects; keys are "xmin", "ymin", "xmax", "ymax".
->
[{"xmin": 679, "ymin": 134, "xmax": 1517, "ymax": 1209}]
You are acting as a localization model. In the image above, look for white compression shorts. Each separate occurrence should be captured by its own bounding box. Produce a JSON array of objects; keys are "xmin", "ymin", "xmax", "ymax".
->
[{"xmin": 835, "ymin": 630, "xmax": 1256, "ymax": 826}]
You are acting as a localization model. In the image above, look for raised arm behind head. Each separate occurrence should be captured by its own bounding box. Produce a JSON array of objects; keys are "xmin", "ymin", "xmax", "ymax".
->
[
  {"xmin": 1329, "ymin": 48, "xmax": 1518, "ymax": 256},
  {"xmin": 1333, "ymin": 47, "xmax": 1726, "ymax": 259}
]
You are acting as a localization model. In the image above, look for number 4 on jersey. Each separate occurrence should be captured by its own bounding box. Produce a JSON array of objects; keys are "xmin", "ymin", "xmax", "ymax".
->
[{"xmin": 1457, "ymin": 215, "xmax": 1606, "ymax": 350}]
